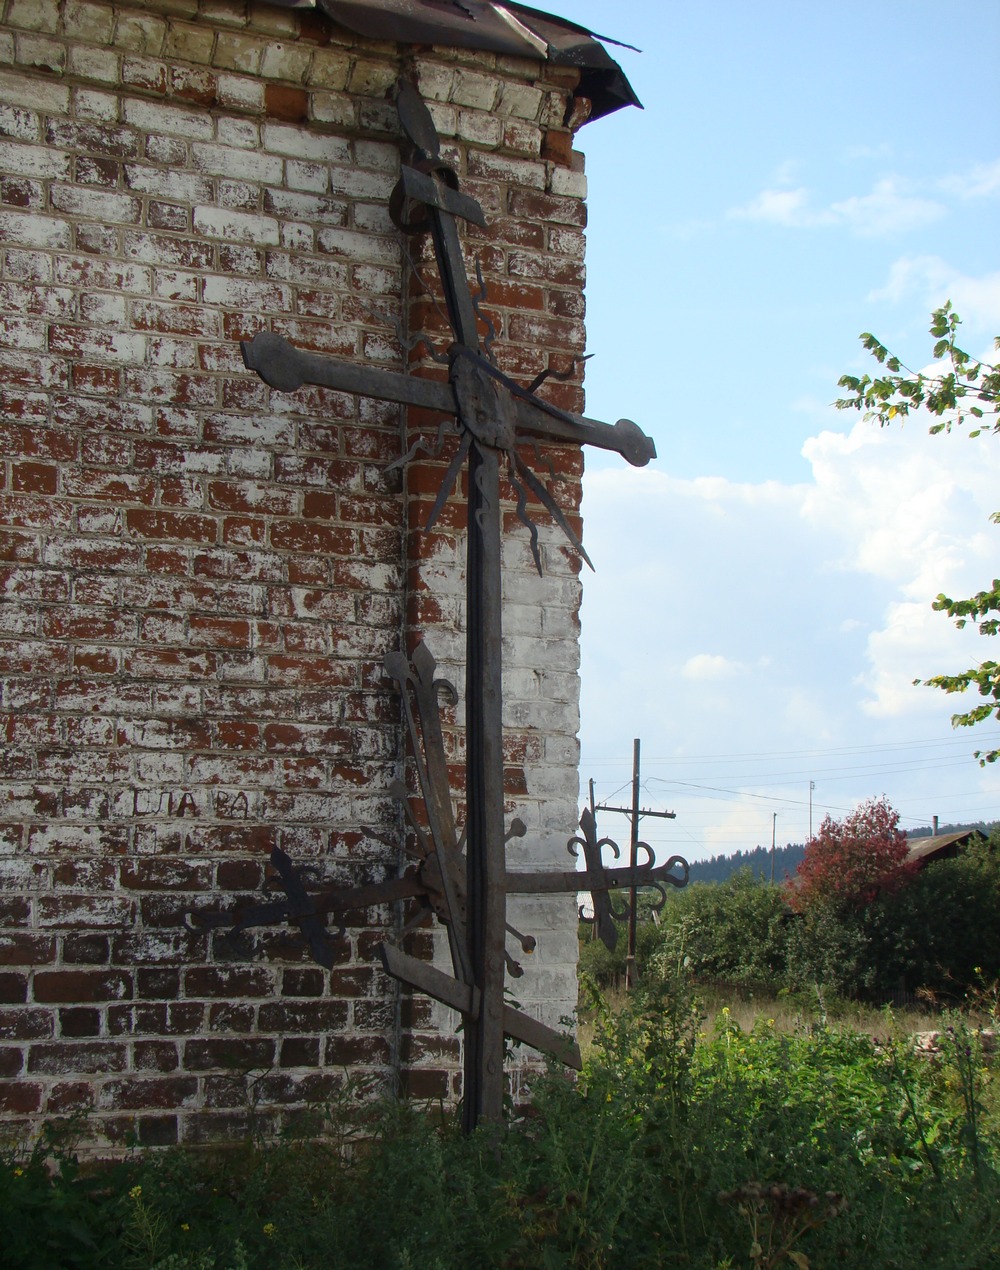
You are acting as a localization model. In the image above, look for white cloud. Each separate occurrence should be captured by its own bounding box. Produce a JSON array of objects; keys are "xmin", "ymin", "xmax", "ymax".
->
[
  {"xmin": 728, "ymin": 186, "xmax": 832, "ymax": 228},
  {"xmin": 938, "ymin": 159, "xmax": 1000, "ymax": 200},
  {"xmin": 868, "ymin": 256, "xmax": 1000, "ymax": 334},
  {"xmin": 843, "ymin": 142, "xmax": 893, "ymax": 162},
  {"xmin": 699, "ymin": 802, "xmax": 777, "ymax": 859},
  {"xmin": 771, "ymin": 158, "xmax": 800, "ymax": 186},
  {"xmin": 728, "ymin": 176, "xmax": 945, "ymax": 237},
  {"xmin": 802, "ymin": 419, "xmax": 998, "ymax": 584},
  {"xmin": 682, "ymin": 653, "xmax": 743, "ymax": 680},
  {"xmin": 800, "ymin": 416, "xmax": 1000, "ymax": 720},
  {"xmin": 580, "ymin": 386, "xmax": 1000, "ymax": 839},
  {"xmin": 857, "ymin": 600, "xmax": 970, "ymax": 720},
  {"xmin": 828, "ymin": 178, "xmax": 944, "ymax": 237}
]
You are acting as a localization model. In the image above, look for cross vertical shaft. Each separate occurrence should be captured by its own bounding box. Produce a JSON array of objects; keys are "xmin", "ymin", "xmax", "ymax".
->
[
  {"xmin": 407, "ymin": 126, "xmax": 507, "ymax": 1129},
  {"xmin": 391, "ymin": 81, "xmax": 509, "ymax": 1124},
  {"xmin": 464, "ymin": 441, "xmax": 506, "ymax": 1127}
]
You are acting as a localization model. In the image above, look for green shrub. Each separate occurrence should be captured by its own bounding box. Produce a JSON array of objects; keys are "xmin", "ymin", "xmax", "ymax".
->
[
  {"xmin": 874, "ymin": 839, "xmax": 1000, "ymax": 1000},
  {"xmin": 579, "ymin": 871, "xmax": 797, "ymax": 994},
  {"xmin": 656, "ymin": 869, "xmax": 793, "ymax": 989}
]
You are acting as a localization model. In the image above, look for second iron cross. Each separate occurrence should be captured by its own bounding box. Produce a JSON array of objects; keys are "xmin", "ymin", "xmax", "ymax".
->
[{"xmin": 243, "ymin": 80, "xmax": 656, "ymax": 1129}]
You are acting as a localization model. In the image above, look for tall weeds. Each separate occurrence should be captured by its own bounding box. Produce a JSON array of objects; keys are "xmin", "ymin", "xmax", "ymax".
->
[{"xmin": 2, "ymin": 970, "xmax": 998, "ymax": 1268}]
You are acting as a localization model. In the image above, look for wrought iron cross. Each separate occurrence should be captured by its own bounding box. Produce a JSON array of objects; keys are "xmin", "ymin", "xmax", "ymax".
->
[{"xmin": 209, "ymin": 81, "xmax": 684, "ymax": 1130}]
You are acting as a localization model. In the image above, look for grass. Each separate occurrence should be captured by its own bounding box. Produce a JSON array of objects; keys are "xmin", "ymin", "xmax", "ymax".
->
[
  {"xmin": 576, "ymin": 979, "xmax": 951, "ymax": 1060},
  {"xmin": 3, "ymin": 970, "xmax": 999, "ymax": 1268}
]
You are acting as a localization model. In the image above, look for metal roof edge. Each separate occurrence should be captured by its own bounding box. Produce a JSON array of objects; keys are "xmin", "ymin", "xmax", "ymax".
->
[{"xmin": 262, "ymin": 0, "xmax": 640, "ymax": 120}]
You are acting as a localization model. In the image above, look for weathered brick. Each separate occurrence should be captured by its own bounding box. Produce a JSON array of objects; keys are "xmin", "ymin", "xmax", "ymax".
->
[
  {"xmin": 325, "ymin": 1034, "xmax": 392, "ymax": 1066},
  {"xmin": 0, "ymin": 973, "xmax": 28, "ymax": 1004},
  {"xmin": 163, "ymin": 23, "xmax": 215, "ymax": 66},
  {"xmin": 123, "ymin": 96, "xmax": 214, "ymax": 140},
  {"xmin": 58, "ymin": 1007, "xmax": 101, "ymax": 1038},
  {"xmin": 0, "ymin": 1047, "xmax": 25, "ymax": 1078},
  {"xmin": 28, "ymin": 1041, "xmax": 127, "ymax": 1074},
  {"xmin": 0, "ymin": 934, "xmax": 54, "ymax": 965},
  {"xmin": 115, "ymin": 14, "xmax": 167, "ymax": 55},
  {"xmin": 7, "ymin": 1, "xmax": 60, "ymax": 34},
  {"xmin": 214, "ymin": 33, "xmax": 264, "ymax": 75},
  {"xmin": 64, "ymin": 2, "xmax": 115, "ymax": 43},
  {"xmin": 0, "ymin": 1079, "xmax": 41, "ymax": 1112},
  {"xmin": 0, "ymin": 208, "xmax": 71, "ymax": 248},
  {"xmin": 133, "ymin": 1040, "xmax": 179, "ymax": 1072},
  {"xmin": 33, "ymin": 970, "xmax": 132, "ymax": 1005},
  {"xmin": 193, "ymin": 205, "xmax": 279, "ymax": 244},
  {"xmin": 61, "ymin": 933, "xmax": 110, "ymax": 965},
  {"xmin": 171, "ymin": 65, "xmax": 218, "ymax": 106},
  {"xmin": 120, "ymin": 859, "xmax": 213, "ymax": 891},
  {"xmin": 183, "ymin": 1037, "xmax": 276, "ymax": 1071},
  {"xmin": 549, "ymin": 166, "xmax": 587, "ymax": 198},
  {"xmin": 0, "ymin": 69, "xmax": 69, "ymax": 114},
  {"xmin": 0, "ymin": 24, "xmax": 589, "ymax": 1152},
  {"xmin": 73, "ymin": 88, "xmax": 120, "ymax": 122},
  {"xmin": 100, "ymin": 1076, "xmax": 198, "ymax": 1111},
  {"xmin": 137, "ymin": 1114, "xmax": 179, "ymax": 1146},
  {"xmin": 67, "ymin": 44, "xmax": 119, "ymax": 84}
]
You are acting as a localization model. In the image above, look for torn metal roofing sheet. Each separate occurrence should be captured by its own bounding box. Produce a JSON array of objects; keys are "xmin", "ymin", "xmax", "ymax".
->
[{"xmin": 266, "ymin": 0, "xmax": 642, "ymax": 120}]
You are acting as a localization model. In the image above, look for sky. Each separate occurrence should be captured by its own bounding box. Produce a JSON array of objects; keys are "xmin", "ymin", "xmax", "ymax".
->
[{"xmin": 549, "ymin": 1, "xmax": 1000, "ymax": 864}]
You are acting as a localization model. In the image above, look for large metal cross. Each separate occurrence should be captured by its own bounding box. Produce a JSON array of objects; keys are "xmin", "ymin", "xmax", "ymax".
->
[{"xmin": 229, "ymin": 81, "xmax": 677, "ymax": 1130}]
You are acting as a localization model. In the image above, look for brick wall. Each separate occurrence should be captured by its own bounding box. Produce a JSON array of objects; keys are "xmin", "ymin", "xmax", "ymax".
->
[{"xmin": 0, "ymin": 0, "xmax": 589, "ymax": 1149}]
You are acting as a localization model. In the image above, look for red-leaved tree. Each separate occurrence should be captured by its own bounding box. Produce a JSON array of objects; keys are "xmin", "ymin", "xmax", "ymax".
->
[{"xmin": 786, "ymin": 796, "xmax": 915, "ymax": 912}]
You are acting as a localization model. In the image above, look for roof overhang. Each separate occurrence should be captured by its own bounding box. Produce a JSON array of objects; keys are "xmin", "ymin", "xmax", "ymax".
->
[{"xmin": 265, "ymin": 0, "xmax": 641, "ymax": 120}]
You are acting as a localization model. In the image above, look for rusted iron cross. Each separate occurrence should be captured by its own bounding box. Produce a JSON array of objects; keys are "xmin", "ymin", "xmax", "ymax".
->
[{"xmin": 225, "ymin": 81, "xmax": 682, "ymax": 1130}]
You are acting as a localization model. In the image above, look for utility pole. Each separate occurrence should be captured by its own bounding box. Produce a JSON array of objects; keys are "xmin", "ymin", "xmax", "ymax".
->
[
  {"xmin": 593, "ymin": 738, "xmax": 676, "ymax": 988},
  {"xmin": 770, "ymin": 812, "xmax": 777, "ymax": 884},
  {"xmin": 809, "ymin": 780, "xmax": 815, "ymax": 841},
  {"xmin": 586, "ymin": 779, "xmax": 598, "ymax": 940}
]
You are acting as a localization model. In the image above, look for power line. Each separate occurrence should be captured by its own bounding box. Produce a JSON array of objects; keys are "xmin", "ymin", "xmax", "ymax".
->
[{"xmin": 582, "ymin": 733, "xmax": 981, "ymax": 764}]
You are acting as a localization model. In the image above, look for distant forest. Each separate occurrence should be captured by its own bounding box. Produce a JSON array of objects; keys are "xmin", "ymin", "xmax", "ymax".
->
[
  {"xmin": 906, "ymin": 820, "xmax": 998, "ymax": 840},
  {"xmin": 685, "ymin": 844, "xmax": 806, "ymax": 887},
  {"xmin": 683, "ymin": 820, "xmax": 998, "ymax": 886}
]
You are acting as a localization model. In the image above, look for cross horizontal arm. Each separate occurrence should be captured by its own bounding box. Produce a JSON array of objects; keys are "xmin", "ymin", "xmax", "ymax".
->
[
  {"xmin": 187, "ymin": 872, "xmax": 428, "ymax": 938},
  {"xmin": 242, "ymin": 331, "xmax": 454, "ymax": 413},
  {"xmin": 507, "ymin": 855, "xmax": 689, "ymax": 895},
  {"xmin": 397, "ymin": 163, "xmax": 487, "ymax": 229},
  {"xmin": 243, "ymin": 332, "xmax": 656, "ymax": 469},
  {"xmin": 511, "ymin": 394, "xmax": 655, "ymax": 467}
]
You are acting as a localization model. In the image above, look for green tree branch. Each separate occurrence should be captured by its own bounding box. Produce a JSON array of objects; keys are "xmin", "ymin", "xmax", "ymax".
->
[
  {"xmin": 836, "ymin": 304, "xmax": 1000, "ymax": 764},
  {"xmin": 836, "ymin": 301, "xmax": 1000, "ymax": 436}
]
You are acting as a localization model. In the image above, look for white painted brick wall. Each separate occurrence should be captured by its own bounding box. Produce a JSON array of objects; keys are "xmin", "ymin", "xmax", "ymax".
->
[{"xmin": 0, "ymin": 0, "xmax": 595, "ymax": 1146}]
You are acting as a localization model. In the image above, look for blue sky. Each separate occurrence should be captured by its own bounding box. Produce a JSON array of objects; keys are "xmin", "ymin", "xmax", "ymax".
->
[{"xmin": 552, "ymin": 1, "xmax": 1000, "ymax": 862}]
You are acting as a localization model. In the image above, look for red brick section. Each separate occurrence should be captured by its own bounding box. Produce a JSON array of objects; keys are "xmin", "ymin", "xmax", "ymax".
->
[{"xmin": 0, "ymin": 1, "xmax": 590, "ymax": 1150}]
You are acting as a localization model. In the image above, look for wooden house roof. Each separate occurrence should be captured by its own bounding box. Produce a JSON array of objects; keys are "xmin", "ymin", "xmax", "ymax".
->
[{"xmin": 905, "ymin": 829, "xmax": 980, "ymax": 867}]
